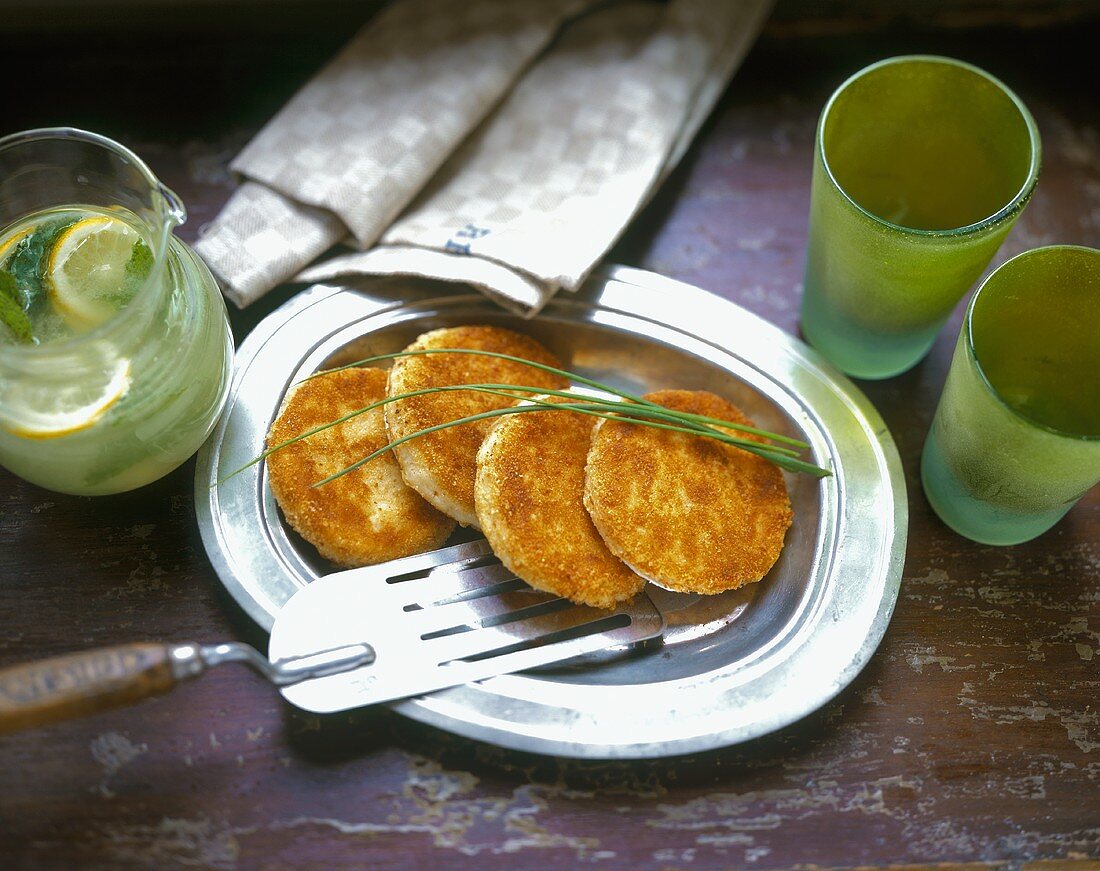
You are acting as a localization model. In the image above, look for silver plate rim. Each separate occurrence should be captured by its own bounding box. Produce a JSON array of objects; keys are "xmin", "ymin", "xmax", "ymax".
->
[{"xmin": 195, "ymin": 264, "xmax": 907, "ymax": 759}]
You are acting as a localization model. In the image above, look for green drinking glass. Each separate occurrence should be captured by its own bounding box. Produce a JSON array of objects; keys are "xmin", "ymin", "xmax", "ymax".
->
[
  {"xmin": 921, "ymin": 246, "xmax": 1100, "ymax": 545},
  {"xmin": 801, "ymin": 55, "xmax": 1041, "ymax": 379}
]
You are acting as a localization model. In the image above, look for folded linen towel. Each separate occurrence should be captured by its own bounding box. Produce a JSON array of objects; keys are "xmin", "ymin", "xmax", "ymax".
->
[{"xmin": 196, "ymin": 0, "xmax": 772, "ymax": 315}]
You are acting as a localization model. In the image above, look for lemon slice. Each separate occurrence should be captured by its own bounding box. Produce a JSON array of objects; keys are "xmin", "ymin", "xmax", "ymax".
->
[
  {"xmin": 0, "ymin": 225, "xmax": 33, "ymax": 265},
  {"xmin": 47, "ymin": 216, "xmax": 141, "ymax": 329},
  {"xmin": 1, "ymin": 356, "xmax": 132, "ymax": 439}
]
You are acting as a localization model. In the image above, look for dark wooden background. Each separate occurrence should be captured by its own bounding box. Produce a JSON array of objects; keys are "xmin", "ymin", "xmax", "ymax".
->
[{"xmin": 1, "ymin": 4, "xmax": 1098, "ymax": 869}]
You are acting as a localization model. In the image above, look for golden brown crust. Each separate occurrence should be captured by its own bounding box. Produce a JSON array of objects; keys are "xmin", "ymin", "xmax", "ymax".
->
[
  {"xmin": 583, "ymin": 389, "xmax": 792, "ymax": 595},
  {"xmin": 475, "ymin": 395, "xmax": 646, "ymax": 610},
  {"xmin": 266, "ymin": 367, "xmax": 455, "ymax": 567},
  {"xmin": 385, "ymin": 325, "xmax": 568, "ymax": 528}
]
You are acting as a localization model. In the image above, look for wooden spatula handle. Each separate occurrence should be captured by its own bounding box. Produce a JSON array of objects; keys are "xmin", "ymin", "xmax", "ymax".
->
[{"xmin": 0, "ymin": 643, "xmax": 195, "ymax": 735}]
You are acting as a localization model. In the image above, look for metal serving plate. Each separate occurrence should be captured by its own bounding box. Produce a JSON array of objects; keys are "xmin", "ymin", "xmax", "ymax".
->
[{"xmin": 195, "ymin": 265, "xmax": 906, "ymax": 759}]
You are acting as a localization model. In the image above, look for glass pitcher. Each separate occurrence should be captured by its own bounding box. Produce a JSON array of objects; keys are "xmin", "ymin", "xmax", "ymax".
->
[{"xmin": 0, "ymin": 128, "xmax": 233, "ymax": 495}]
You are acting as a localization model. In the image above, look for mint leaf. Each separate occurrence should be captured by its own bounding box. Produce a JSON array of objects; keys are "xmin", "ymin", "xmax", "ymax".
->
[
  {"xmin": 7, "ymin": 217, "xmax": 75, "ymax": 311},
  {"xmin": 103, "ymin": 238, "xmax": 154, "ymax": 306},
  {"xmin": 0, "ymin": 269, "xmax": 19, "ymax": 305},
  {"xmin": 125, "ymin": 238, "xmax": 154, "ymax": 282},
  {"xmin": 0, "ymin": 273, "xmax": 32, "ymax": 343}
]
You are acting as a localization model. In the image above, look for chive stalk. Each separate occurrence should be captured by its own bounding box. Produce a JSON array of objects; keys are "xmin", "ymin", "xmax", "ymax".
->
[
  {"xmin": 219, "ymin": 382, "xmax": 827, "ymax": 485},
  {"xmin": 312, "ymin": 395, "xmax": 829, "ymax": 488},
  {"xmin": 309, "ymin": 348, "xmax": 810, "ymax": 449}
]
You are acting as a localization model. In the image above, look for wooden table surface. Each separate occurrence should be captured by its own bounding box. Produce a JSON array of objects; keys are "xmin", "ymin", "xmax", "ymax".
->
[{"xmin": 1, "ymin": 9, "xmax": 1098, "ymax": 870}]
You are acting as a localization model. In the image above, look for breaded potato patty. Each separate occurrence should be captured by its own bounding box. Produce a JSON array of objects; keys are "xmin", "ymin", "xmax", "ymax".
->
[
  {"xmin": 475, "ymin": 394, "xmax": 646, "ymax": 609},
  {"xmin": 583, "ymin": 389, "xmax": 792, "ymax": 595},
  {"xmin": 385, "ymin": 325, "xmax": 568, "ymax": 528},
  {"xmin": 267, "ymin": 367, "xmax": 455, "ymax": 567}
]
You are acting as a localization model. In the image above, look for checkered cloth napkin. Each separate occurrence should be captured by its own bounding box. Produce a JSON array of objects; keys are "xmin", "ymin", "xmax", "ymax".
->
[{"xmin": 195, "ymin": 0, "xmax": 772, "ymax": 315}]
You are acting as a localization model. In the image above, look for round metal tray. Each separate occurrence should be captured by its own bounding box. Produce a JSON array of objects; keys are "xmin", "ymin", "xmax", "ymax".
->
[{"xmin": 194, "ymin": 265, "xmax": 906, "ymax": 759}]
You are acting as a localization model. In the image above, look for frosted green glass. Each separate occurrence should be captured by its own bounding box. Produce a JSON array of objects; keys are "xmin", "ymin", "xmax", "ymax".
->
[
  {"xmin": 801, "ymin": 56, "xmax": 1041, "ymax": 379},
  {"xmin": 921, "ymin": 246, "xmax": 1100, "ymax": 545}
]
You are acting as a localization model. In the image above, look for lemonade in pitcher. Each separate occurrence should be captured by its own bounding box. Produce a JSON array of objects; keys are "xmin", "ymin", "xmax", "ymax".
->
[{"xmin": 0, "ymin": 129, "xmax": 232, "ymax": 495}]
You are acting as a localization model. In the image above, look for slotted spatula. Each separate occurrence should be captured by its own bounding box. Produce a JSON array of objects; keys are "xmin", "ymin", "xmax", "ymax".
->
[{"xmin": 0, "ymin": 539, "xmax": 664, "ymax": 734}]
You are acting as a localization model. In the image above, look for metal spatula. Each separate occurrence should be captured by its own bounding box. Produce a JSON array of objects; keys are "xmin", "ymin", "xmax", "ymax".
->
[{"xmin": 0, "ymin": 540, "xmax": 664, "ymax": 734}]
